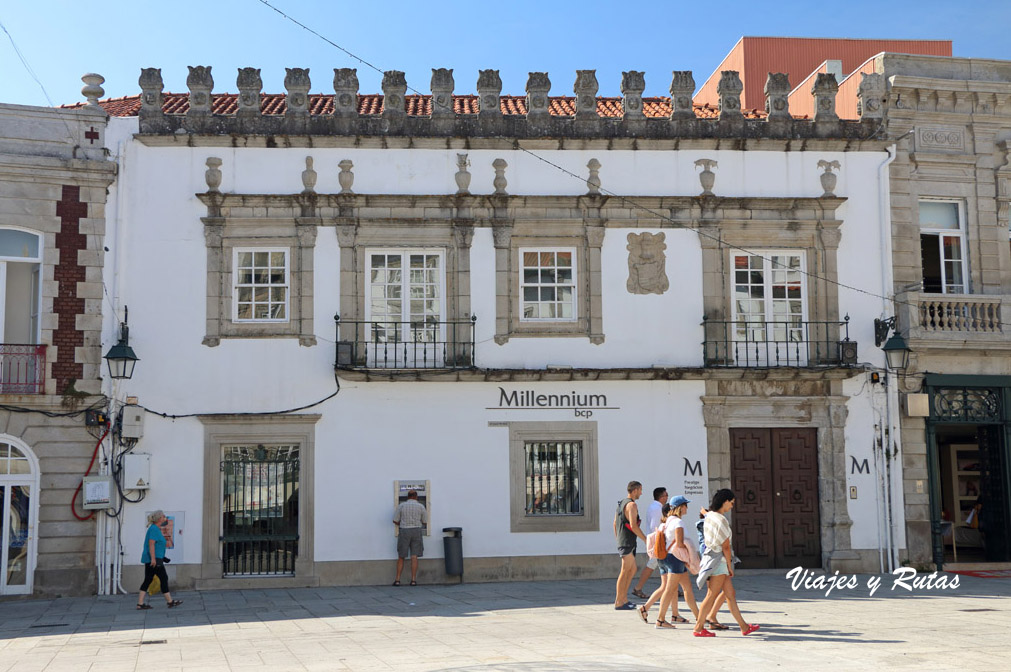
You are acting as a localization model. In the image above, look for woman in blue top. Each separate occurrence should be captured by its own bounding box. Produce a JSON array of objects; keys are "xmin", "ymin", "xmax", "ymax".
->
[{"xmin": 136, "ymin": 510, "xmax": 182, "ymax": 610}]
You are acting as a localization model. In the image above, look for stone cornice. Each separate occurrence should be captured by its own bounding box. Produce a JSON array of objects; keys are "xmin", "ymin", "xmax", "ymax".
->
[
  {"xmin": 137, "ymin": 133, "xmax": 889, "ymax": 153},
  {"xmin": 0, "ymin": 152, "xmax": 116, "ymax": 185},
  {"xmin": 334, "ymin": 366, "xmax": 866, "ymax": 383}
]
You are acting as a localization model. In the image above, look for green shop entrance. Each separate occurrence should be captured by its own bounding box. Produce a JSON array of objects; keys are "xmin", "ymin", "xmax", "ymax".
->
[{"xmin": 925, "ymin": 375, "xmax": 1011, "ymax": 567}]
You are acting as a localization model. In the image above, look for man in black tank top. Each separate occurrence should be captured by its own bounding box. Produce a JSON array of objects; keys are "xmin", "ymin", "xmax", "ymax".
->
[{"xmin": 614, "ymin": 480, "xmax": 646, "ymax": 609}]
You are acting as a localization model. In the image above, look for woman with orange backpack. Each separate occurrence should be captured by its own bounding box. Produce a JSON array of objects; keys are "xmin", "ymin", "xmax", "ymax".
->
[{"xmin": 638, "ymin": 496, "xmax": 696, "ymax": 629}]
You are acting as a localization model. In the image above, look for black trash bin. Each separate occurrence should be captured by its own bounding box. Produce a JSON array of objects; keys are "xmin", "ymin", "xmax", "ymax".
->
[{"xmin": 443, "ymin": 527, "xmax": 463, "ymax": 577}]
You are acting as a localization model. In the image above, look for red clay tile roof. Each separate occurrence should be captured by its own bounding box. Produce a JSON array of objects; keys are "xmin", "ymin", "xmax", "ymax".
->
[{"xmin": 62, "ymin": 93, "xmax": 768, "ymax": 120}]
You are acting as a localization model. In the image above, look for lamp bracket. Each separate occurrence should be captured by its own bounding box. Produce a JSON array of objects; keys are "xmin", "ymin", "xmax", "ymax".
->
[{"xmin": 874, "ymin": 316, "xmax": 896, "ymax": 348}]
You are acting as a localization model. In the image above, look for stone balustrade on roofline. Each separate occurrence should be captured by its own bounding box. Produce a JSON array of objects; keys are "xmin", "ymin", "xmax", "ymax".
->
[{"xmin": 116, "ymin": 66, "xmax": 884, "ymax": 139}]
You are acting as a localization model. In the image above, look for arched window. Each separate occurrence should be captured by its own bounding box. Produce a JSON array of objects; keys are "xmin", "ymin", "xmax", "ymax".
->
[{"xmin": 0, "ymin": 437, "xmax": 39, "ymax": 594}]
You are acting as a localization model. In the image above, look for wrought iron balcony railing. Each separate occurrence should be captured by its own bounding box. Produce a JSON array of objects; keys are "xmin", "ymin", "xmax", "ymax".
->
[
  {"xmin": 335, "ymin": 316, "xmax": 476, "ymax": 370},
  {"xmin": 0, "ymin": 344, "xmax": 46, "ymax": 394},
  {"xmin": 703, "ymin": 318, "xmax": 854, "ymax": 368}
]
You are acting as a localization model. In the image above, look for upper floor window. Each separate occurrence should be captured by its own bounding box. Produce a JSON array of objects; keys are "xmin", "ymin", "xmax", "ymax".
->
[
  {"xmin": 919, "ymin": 200, "xmax": 966, "ymax": 294},
  {"xmin": 520, "ymin": 248, "xmax": 576, "ymax": 322},
  {"xmin": 0, "ymin": 229, "xmax": 42, "ymax": 345},
  {"xmin": 733, "ymin": 252, "xmax": 806, "ymax": 335},
  {"xmin": 233, "ymin": 249, "xmax": 288, "ymax": 322}
]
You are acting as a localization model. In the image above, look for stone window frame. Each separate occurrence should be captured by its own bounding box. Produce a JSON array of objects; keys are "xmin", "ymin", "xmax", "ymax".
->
[
  {"xmin": 494, "ymin": 224, "xmax": 604, "ymax": 344},
  {"xmin": 337, "ymin": 222, "xmax": 472, "ymax": 335},
  {"xmin": 699, "ymin": 207, "xmax": 844, "ymax": 343},
  {"xmin": 203, "ymin": 216, "xmax": 317, "ymax": 347},
  {"xmin": 917, "ymin": 198, "xmax": 969, "ymax": 295},
  {"xmin": 198, "ymin": 414, "xmax": 320, "ymax": 586},
  {"xmin": 506, "ymin": 420, "xmax": 599, "ymax": 533}
]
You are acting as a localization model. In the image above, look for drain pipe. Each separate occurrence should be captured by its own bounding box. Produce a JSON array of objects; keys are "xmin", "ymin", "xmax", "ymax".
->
[{"xmin": 872, "ymin": 422, "xmax": 885, "ymax": 574}]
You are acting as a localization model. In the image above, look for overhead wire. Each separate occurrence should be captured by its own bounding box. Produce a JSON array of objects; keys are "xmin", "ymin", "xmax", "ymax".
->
[{"xmin": 254, "ymin": 0, "xmax": 916, "ymax": 314}]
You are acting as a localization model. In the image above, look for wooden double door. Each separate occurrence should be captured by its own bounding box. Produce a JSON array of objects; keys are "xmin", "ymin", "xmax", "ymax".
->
[{"xmin": 730, "ymin": 428, "xmax": 821, "ymax": 568}]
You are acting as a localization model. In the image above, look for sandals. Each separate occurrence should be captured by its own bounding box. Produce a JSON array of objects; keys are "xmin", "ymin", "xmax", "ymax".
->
[
  {"xmin": 742, "ymin": 623, "xmax": 761, "ymax": 636},
  {"xmin": 409, "ymin": 580, "xmax": 417, "ymax": 586},
  {"xmin": 631, "ymin": 589, "xmax": 648, "ymax": 599},
  {"xmin": 392, "ymin": 581, "xmax": 401, "ymax": 586},
  {"xmin": 638, "ymin": 605, "xmax": 648, "ymax": 623},
  {"xmin": 693, "ymin": 628, "xmax": 716, "ymax": 637},
  {"xmin": 671, "ymin": 614, "xmax": 688, "ymax": 624},
  {"xmin": 655, "ymin": 619, "xmax": 676, "ymax": 629},
  {"xmin": 167, "ymin": 600, "xmax": 183, "ymax": 608},
  {"xmin": 707, "ymin": 620, "xmax": 730, "ymax": 630},
  {"xmin": 136, "ymin": 603, "xmax": 152, "ymax": 610}
]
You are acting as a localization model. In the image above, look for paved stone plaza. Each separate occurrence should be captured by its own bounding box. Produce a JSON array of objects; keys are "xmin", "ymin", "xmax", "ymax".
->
[{"xmin": 0, "ymin": 572, "xmax": 1008, "ymax": 671}]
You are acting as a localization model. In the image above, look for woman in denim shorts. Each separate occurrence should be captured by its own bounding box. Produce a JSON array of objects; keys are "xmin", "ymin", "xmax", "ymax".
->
[{"xmin": 640, "ymin": 498, "xmax": 692, "ymax": 629}]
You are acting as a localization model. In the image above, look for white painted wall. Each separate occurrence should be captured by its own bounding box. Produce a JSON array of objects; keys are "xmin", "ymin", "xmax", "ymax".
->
[{"xmin": 103, "ymin": 116, "xmax": 899, "ymax": 567}]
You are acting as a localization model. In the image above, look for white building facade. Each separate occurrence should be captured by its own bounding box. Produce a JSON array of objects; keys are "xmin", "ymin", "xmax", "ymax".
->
[{"xmin": 98, "ymin": 66, "xmax": 901, "ymax": 590}]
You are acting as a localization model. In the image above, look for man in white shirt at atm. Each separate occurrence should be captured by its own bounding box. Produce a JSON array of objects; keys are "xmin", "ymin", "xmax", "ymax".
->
[{"xmin": 631, "ymin": 486, "xmax": 667, "ymax": 599}]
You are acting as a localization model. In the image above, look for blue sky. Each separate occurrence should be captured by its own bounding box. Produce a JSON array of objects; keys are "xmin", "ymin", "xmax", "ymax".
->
[{"xmin": 3, "ymin": 0, "xmax": 1011, "ymax": 107}]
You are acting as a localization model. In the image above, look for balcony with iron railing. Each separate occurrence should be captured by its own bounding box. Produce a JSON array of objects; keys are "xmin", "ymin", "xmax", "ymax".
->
[
  {"xmin": 0, "ymin": 344, "xmax": 46, "ymax": 394},
  {"xmin": 702, "ymin": 317, "xmax": 855, "ymax": 368},
  {"xmin": 334, "ymin": 315, "xmax": 476, "ymax": 372}
]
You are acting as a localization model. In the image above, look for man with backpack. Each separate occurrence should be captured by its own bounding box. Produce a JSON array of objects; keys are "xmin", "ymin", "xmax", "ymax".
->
[{"xmin": 614, "ymin": 480, "xmax": 647, "ymax": 610}]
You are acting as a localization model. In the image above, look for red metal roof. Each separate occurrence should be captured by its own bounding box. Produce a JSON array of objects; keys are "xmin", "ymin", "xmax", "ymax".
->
[
  {"xmin": 696, "ymin": 37, "xmax": 952, "ymax": 109},
  {"xmin": 62, "ymin": 93, "xmax": 767, "ymax": 120}
]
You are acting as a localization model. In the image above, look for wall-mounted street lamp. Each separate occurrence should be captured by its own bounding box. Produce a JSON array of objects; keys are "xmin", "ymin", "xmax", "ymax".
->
[
  {"xmin": 874, "ymin": 316, "xmax": 910, "ymax": 370},
  {"xmin": 104, "ymin": 306, "xmax": 139, "ymax": 380}
]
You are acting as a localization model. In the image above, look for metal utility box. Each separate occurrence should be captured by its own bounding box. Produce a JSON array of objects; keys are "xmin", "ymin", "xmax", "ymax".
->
[
  {"xmin": 82, "ymin": 475, "xmax": 113, "ymax": 509},
  {"xmin": 120, "ymin": 405, "xmax": 145, "ymax": 439},
  {"xmin": 123, "ymin": 453, "xmax": 151, "ymax": 490}
]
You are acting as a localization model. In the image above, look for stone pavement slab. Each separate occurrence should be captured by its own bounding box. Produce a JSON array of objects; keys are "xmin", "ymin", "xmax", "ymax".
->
[{"xmin": 0, "ymin": 571, "xmax": 1008, "ymax": 671}]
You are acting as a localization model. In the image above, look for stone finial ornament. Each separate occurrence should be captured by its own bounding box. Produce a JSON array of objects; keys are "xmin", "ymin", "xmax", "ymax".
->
[
  {"xmin": 477, "ymin": 69, "xmax": 503, "ymax": 117},
  {"xmin": 574, "ymin": 70, "xmax": 599, "ymax": 119},
  {"xmin": 818, "ymin": 159, "xmax": 841, "ymax": 197},
  {"xmin": 431, "ymin": 68, "xmax": 455, "ymax": 118},
  {"xmin": 857, "ymin": 72, "xmax": 886, "ymax": 120},
  {"xmin": 138, "ymin": 68, "xmax": 164, "ymax": 114},
  {"xmin": 338, "ymin": 159, "xmax": 354, "ymax": 193},
  {"xmin": 301, "ymin": 156, "xmax": 317, "ymax": 194},
  {"xmin": 626, "ymin": 232, "xmax": 669, "ymax": 295},
  {"xmin": 81, "ymin": 73, "xmax": 105, "ymax": 107},
  {"xmin": 236, "ymin": 68, "xmax": 263, "ymax": 118},
  {"xmin": 669, "ymin": 71, "xmax": 696, "ymax": 121},
  {"xmin": 586, "ymin": 159, "xmax": 601, "ymax": 195},
  {"xmin": 382, "ymin": 71, "xmax": 407, "ymax": 118},
  {"xmin": 186, "ymin": 66, "xmax": 214, "ymax": 113},
  {"xmin": 525, "ymin": 72, "xmax": 551, "ymax": 119},
  {"xmin": 717, "ymin": 71, "xmax": 743, "ymax": 120},
  {"xmin": 333, "ymin": 68, "xmax": 359, "ymax": 117},
  {"xmin": 492, "ymin": 158, "xmax": 508, "ymax": 195},
  {"xmin": 455, "ymin": 154, "xmax": 471, "ymax": 194},
  {"xmin": 285, "ymin": 68, "xmax": 311, "ymax": 116},
  {"xmin": 812, "ymin": 73, "xmax": 839, "ymax": 122},
  {"xmin": 205, "ymin": 157, "xmax": 223, "ymax": 192},
  {"xmin": 621, "ymin": 71, "xmax": 645, "ymax": 119},
  {"xmin": 695, "ymin": 159, "xmax": 718, "ymax": 195},
  {"xmin": 764, "ymin": 73, "xmax": 791, "ymax": 120}
]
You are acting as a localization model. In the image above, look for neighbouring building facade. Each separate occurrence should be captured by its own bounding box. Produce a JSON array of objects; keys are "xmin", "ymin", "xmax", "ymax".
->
[
  {"xmin": 80, "ymin": 62, "xmax": 903, "ymax": 592},
  {"xmin": 0, "ymin": 78, "xmax": 115, "ymax": 596},
  {"xmin": 873, "ymin": 53, "xmax": 1011, "ymax": 569}
]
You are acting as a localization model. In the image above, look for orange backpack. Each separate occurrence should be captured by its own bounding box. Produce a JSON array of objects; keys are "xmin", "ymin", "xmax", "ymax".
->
[{"xmin": 654, "ymin": 526, "xmax": 670, "ymax": 559}]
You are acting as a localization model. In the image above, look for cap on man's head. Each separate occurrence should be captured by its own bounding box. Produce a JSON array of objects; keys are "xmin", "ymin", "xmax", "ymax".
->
[{"xmin": 670, "ymin": 495, "xmax": 691, "ymax": 508}]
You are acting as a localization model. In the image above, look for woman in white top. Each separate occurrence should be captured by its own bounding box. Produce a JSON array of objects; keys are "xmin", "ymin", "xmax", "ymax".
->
[
  {"xmin": 638, "ymin": 497, "xmax": 696, "ymax": 629},
  {"xmin": 691, "ymin": 489, "xmax": 760, "ymax": 637}
]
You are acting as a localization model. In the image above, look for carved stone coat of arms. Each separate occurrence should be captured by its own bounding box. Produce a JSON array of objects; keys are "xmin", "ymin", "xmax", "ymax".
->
[{"xmin": 626, "ymin": 232, "xmax": 669, "ymax": 295}]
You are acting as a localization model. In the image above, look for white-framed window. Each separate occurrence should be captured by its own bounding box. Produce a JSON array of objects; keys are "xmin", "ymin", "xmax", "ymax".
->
[
  {"xmin": 233, "ymin": 249, "xmax": 289, "ymax": 322},
  {"xmin": 918, "ymin": 200, "xmax": 967, "ymax": 294},
  {"xmin": 732, "ymin": 251, "xmax": 806, "ymax": 345},
  {"xmin": 0, "ymin": 228, "xmax": 42, "ymax": 345},
  {"xmin": 364, "ymin": 249, "xmax": 445, "ymax": 367},
  {"xmin": 520, "ymin": 248, "xmax": 576, "ymax": 321}
]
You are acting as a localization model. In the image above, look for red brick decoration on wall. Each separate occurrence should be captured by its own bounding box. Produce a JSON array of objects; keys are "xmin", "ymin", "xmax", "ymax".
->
[{"xmin": 53, "ymin": 185, "xmax": 87, "ymax": 392}]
